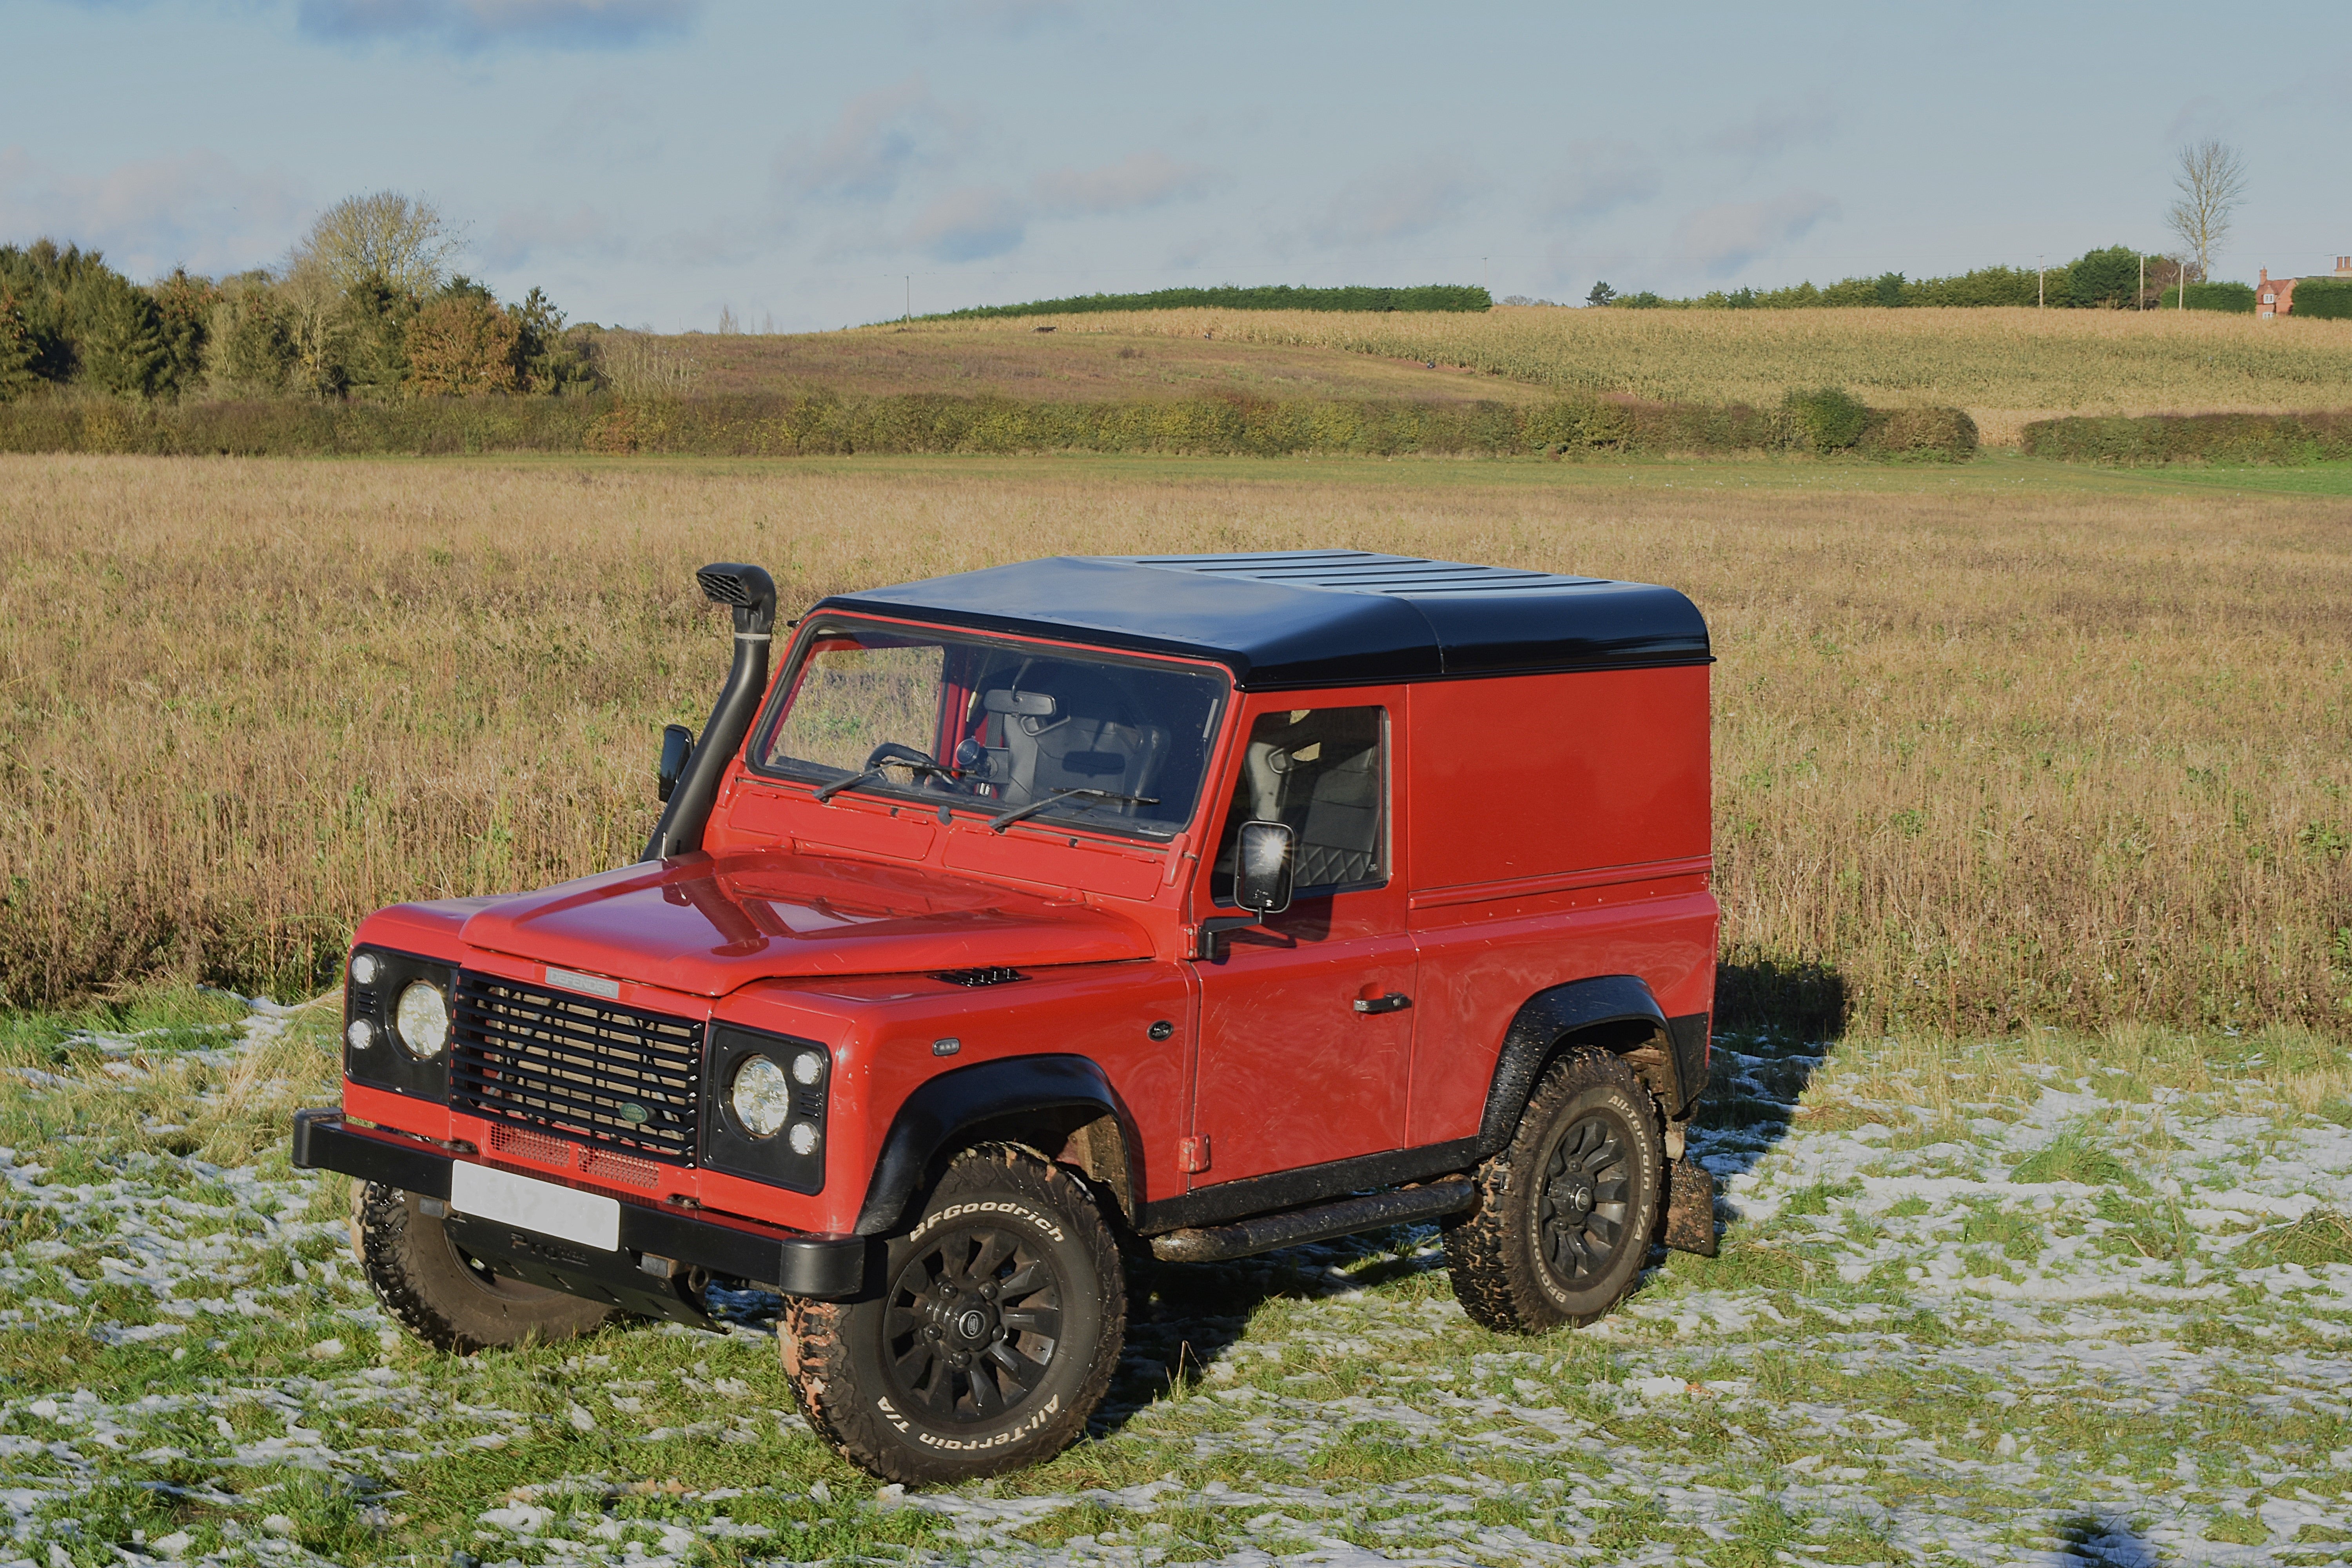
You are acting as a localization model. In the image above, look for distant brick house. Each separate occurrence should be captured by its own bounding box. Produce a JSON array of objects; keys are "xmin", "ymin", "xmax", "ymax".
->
[{"xmin": 2258, "ymin": 257, "xmax": 2352, "ymax": 318}]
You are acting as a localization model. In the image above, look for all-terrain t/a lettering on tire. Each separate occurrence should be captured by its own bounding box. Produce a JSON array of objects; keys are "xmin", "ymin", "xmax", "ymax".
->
[
  {"xmin": 1444, "ymin": 1048, "xmax": 1666, "ymax": 1334},
  {"xmin": 781, "ymin": 1143, "xmax": 1125, "ymax": 1485}
]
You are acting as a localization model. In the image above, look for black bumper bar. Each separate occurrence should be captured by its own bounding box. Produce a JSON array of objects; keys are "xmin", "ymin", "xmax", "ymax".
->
[{"xmin": 292, "ymin": 1110, "xmax": 871, "ymax": 1300}]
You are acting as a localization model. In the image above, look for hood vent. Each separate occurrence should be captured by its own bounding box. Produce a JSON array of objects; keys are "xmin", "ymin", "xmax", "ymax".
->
[{"xmin": 935, "ymin": 966, "xmax": 1029, "ymax": 988}]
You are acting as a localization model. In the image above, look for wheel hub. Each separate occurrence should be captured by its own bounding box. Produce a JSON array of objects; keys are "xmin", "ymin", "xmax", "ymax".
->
[{"xmin": 883, "ymin": 1221, "xmax": 1067, "ymax": 1428}]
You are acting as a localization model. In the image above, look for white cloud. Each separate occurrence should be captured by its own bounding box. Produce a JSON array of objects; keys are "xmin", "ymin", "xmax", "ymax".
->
[
  {"xmin": 1032, "ymin": 151, "xmax": 1209, "ymax": 217},
  {"xmin": 0, "ymin": 146, "xmax": 310, "ymax": 278},
  {"xmin": 296, "ymin": 0, "xmax": 699, "ymax": 49},
  {"xmin": 1702, "ymin": 100, "xmax": 1837, "ymax": 167},
  {"xmin": 1542, "ymin": 140, "xmax": 1662, "ymax": 221},
  {"xmin": 1312, "ymin": 158, "xmax": 1485, "ymax": 247},
  {"xmin": 777, "ymin": 77, "xmax": 946, "ymax": 204},
  {"xmin": 905, "ymin": 186, "xmax": 1027, "ymax": 261},
  {"xmin": 1671, "ymin": 190, "xmax": 1840, "ymax": 277}
]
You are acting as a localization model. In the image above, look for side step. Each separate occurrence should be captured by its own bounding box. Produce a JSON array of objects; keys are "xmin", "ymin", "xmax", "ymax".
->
[{"xmin": 1149, "ymin": 1178, "xmax": 1476, "ymax": 1264}]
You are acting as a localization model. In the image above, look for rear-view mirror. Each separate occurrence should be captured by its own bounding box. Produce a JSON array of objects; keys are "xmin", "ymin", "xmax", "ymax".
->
[
  {"xmin": 982, "ymin": 688, "xmax": 1058, "ymax": 718},
  {"xmin": 657, "ymin": 724, "xmax": 695, "ymax": 802},
  {"xmin": 1234, "ymin": 819, "xmax": 1294, "ymax": 916}
]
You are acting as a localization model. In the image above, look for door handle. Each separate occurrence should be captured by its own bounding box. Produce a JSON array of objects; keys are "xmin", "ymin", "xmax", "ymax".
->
[{"xmin": 1352, "ymin": 992, "xmax": 1411, "ymax": 1015}]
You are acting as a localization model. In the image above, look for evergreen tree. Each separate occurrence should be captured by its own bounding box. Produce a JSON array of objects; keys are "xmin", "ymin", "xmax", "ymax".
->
[
  {"xmin": 78, "ymin": 272, "xmax": 168, "ymax": 397},
  {"xmin": 0, "ymin": 294, "xmax": 35, "ymax": 402}
]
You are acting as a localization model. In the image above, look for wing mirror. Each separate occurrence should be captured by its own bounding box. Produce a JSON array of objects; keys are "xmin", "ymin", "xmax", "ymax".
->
[
  {"xmin": 1198, "ymin": 820, "xmax": 1295, "ymax": 960},
  {"xmin": 657, "ymin": 724, "xmax": 695, "ymax": 803},
  {"xmin": 1234, "ymin": 820, "xmax": 1295, "ymax": 915}
]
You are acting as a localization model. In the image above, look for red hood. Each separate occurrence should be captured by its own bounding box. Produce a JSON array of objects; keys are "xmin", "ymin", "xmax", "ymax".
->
[{"xmin": 456, "ymin": 849, "xmax": 1152, "ymax": 998}]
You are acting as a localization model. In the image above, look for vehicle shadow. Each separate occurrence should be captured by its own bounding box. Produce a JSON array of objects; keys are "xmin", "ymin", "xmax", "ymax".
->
[
  {"xmin": 1693, "ymin": 958, "xmax": 1849, "ymax": 1185},
  {"xmin": 2052, "ymin": 1511, "xmax": 2163, "ymax": 1567}
]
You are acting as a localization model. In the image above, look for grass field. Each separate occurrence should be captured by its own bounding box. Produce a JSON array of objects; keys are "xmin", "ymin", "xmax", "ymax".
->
[
  {"xmin": 2, "ymin": 451, "xmax": 2345, "ymax": 1036},
  {"xmin": 895, "ymin": 307, "xmax": 2352, "ymax": 448},
  {"xmin": 1, "ymin": 448, "xmax": 2347, "ymax": 1564},
  {"xmin": 0, "ymin": 986, "xmax": 2344, "ymax": 1566}
]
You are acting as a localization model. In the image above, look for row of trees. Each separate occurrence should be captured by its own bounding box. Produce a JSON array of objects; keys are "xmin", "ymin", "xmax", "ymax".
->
[
  {"xmin": 1581, "ymin": 142, "xmax": 2259, "ymax": 316},
  {"xmin": 0, "ymin": 194, "xmax": 600, "ymax": 404},
  {"xmin": 1587, "ymin": 248, "xmax": 2200, "ymax": 312}
]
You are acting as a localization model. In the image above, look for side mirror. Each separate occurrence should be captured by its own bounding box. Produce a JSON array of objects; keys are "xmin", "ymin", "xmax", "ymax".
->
[
  {"xmin": 657, "ymin": 724, "xmax": 695, "ymax": 803},
  {"xmin": 1234, "ymin": 819, "xmax": 1294, "ymax": 916}
]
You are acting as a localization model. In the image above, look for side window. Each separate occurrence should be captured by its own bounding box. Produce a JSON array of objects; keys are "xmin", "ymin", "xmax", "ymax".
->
[{"xmin": 1210, "ymin": 706, "xmax": 1387, "ymax": 902}]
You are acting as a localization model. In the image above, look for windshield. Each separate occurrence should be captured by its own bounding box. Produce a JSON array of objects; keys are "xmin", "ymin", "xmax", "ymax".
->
[{"xmin": 751, "ymin": 621, "xmax": 1228, "ymax": 839}]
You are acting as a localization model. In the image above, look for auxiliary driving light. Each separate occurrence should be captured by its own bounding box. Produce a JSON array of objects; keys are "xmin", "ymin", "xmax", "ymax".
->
[
  {"xmin": 731, "ymin": 1055, "xmax": 793, "ymax": 1138},
  {"xmin": 787, "ymin": 1121, "xmax": 821, "ymax": 1157},
  {"xmin": 345, "ymin": 1020, "xmax": 374, "ymax": 1052},
  {"xmin": 393, "ymin": 981, "xmax": 450, "ymax": 1060},
  {"xmin": 350, "ymin": 952, "xmax": 379, "ymax": 985},
  {"xmin": 791, "ymin": 1049, "xmax": 825, "ymax": 1086}
]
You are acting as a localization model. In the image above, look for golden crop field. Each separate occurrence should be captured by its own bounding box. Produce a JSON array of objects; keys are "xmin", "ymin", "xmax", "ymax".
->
[
  {"xmin": 907, "ymin": 307, "xmax": 2352, "ymax": 446},
  {"xmin": 1, "ymin": 452, "xmax": 2346, "ymax": 1041}
]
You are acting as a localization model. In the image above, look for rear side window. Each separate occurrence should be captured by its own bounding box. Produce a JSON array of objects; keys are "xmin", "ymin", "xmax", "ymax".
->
[{"xmin": 1211, "ymin": 706, "xmax": 1387, "ymax": 902}]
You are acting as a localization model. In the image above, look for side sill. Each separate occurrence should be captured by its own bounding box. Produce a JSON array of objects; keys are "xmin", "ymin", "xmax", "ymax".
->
[{"xmin": 1134, "ymin": 1137, "xmax": 1481, "ymax": 1236}]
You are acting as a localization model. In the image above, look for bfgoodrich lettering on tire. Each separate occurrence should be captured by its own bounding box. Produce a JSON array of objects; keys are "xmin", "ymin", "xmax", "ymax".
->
[
  {"xmin": 781, "ymin": 1143, "xmax": 1124, "ymax": 1485},
  {"xmin": 1443, "ymin": 1047, "xmax": 1665, "ymax": 1333},
  {"xmin": 350, "ymin": 1181, "xmax": 617, "ymax": 1353}
]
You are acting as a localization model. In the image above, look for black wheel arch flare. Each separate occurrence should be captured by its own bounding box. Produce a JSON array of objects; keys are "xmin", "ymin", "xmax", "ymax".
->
[
  {"xmin": 853, "ymin": 1055, "xmax": 1143, "ymax": 1237},
  {"xmin": 1477, "ymin": 975, "xmax": 1711, "ymax": 1154}
]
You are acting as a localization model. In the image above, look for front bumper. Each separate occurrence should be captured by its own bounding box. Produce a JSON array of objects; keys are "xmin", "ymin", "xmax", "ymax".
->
[{"xmin": 291, "ymin": 1110, "xmax": 871, "ymax": 1301}]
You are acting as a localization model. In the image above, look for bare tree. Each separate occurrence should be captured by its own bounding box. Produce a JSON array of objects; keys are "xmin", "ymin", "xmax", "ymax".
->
[
  {"xmin": 2166, "ymin": 140, "xmax": 2248, "ymax": 284},
  {"xmin": 290, "ymin": 192, "xmax": 463, "ymax": 295},
  {"xmin": 595, "ymin": 332, "xmax": 700, "ymax": 402}
]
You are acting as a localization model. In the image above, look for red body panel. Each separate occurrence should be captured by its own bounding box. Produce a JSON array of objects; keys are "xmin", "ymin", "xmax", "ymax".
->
[{"xmin": 339, "ymin": 619, "xmax": 1717, "ymax": 1245}]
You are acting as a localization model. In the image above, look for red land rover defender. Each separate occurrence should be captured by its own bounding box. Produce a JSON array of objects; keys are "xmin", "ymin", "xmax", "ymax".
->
[{"xmin": 293, "ymin": 550, "xmax": 1720, "ymax": 1483}]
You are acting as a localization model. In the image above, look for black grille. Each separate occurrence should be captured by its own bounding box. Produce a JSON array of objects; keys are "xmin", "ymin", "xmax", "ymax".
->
[{"xmin": 451, "ymin": 973, "xmax": 704, "ymax": 1165}]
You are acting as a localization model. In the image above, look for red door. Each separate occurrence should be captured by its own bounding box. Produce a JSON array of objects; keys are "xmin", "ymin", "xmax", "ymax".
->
[{"xmin": 1184, "ymin": 700, "xmax": 1414, "ymax": 1188}]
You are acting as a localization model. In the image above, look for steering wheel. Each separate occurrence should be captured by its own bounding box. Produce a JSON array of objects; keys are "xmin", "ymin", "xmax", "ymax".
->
[{"xmin": 862, "ymin": 741, "xmax": 969, "ymax": 793}]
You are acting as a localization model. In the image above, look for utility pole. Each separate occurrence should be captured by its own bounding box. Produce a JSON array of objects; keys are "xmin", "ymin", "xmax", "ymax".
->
[
  {"xmin": 2038, "ymin": 255, "xmax": 2044, "ymax": 309},
  {"xmin": 2138, "ymin": 252, "xmax": 2145, "ymax": 310},
  {"xmin": 904, "ymin": 275, "xmax": 911, "ymax": 321}
]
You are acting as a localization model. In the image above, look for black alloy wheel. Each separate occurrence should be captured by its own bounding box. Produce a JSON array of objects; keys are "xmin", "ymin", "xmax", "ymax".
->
[
  {"xmin": 782, "ymin": 1142, "xmax": 1125, "ymax": 1484},
  {"xmin": 1443, "ymin": 1046, "xmax": 1665, "ymax": 1333},
  {"xmin": 1535, "ymin": 1113, "xmax": 1634, "ymax": 1286},
  {"xmin": 882, "ymin": 1216, "xmax": 1065, "ymax": 1424}
]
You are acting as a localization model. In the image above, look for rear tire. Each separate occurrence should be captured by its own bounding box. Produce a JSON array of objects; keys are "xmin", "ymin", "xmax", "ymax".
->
[
  {"xmin": 1443, "ymin": 1047, "xmax": 1664, "ymax": 1334},
  {"xmin": 351, "ymin": 1181, "xmax": 618, "ymax": 1353},
  {"xmin": 781, "ymin": 1143, "xmax": 1124, "ymax": 1484}
]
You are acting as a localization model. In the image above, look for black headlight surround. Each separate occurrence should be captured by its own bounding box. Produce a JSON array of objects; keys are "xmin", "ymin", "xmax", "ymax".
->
[
  {"xmin": 343, "ymin": 946, "xmax": 456, "ymax": 1104},
  {"xmin": 702, "ymin": 1023, "xmax": 829, "ymax": 1195}
]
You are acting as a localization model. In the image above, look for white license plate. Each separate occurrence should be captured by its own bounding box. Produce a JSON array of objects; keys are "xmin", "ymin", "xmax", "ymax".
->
[{"xmin": 448, "ymin": 1163, "xmax": 621, "ymax": 1252}]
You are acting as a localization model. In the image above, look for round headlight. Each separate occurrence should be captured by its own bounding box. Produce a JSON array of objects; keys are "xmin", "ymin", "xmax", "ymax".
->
[
  {"xmin": 345, "ymin": 1020, "xmax": 374, "ymax": 1052},
  {"xmin": 730, "ymin": 1056, "xmax": 792, "ymax": 1138},
  {"xmin": 394, "ymin": 981, "xmax": 450, "ymax": 1060},
  {"xmin": 788, "ymin": 1122, "xmax": 821, "ymax": 1157},
  {"xmin": 791, "ymin": 1049, "xmax": 825, "ymax": 1086},
  {"xmin": 350, "ymin": 952, "xmax": 379, "ymax": 985}
]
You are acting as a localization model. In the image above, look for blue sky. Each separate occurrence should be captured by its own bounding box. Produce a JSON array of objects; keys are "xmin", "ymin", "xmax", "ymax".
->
[{"xmin": 7, "ymin": 0, "xmax": 2348, "ymax": 330}]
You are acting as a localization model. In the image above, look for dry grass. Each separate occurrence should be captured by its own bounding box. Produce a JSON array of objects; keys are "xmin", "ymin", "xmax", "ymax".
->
[
  {"xmin": 900, "ymin": 307, "xmax": 2352, "ymax": 446},
  {"xmin": 1, "ymin": 453, "xmax": 2345, "ymax": 1038}
]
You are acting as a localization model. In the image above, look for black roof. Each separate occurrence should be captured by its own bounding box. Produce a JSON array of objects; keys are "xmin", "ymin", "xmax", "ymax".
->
[{"xmin": 813, "ymin": 550, "xmax": 1710, "ymax": 691}]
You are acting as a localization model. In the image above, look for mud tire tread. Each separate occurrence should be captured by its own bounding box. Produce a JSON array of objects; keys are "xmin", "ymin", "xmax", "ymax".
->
[
  {"xmin": 1443, "ymin": 1047, "xmax": 1664, "ymax": 1334},
  {"xmin": 351, "ymin": 1180, "xmax": 617, "ymax": 1354},
  {"xmin": 781, "ymin": 1143, "xmax": 1124, "ymax": 1485}
]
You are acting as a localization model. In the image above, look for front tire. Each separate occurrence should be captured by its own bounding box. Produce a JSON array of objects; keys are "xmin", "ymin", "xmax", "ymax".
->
[
  {"xmin": 782, "ymin": 1143, "xmax": 1124, "ymax": 1484},
  {"xmin": 351, "ymin": 1181, "xmax": 618, "ymax": 1353},
  {"xmin": 1444, "ymin": 1047, "xmax": 1665, "ymax": 1334}
]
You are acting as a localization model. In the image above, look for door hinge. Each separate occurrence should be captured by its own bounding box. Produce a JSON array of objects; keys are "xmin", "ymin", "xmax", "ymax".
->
[{"xmin": 1178, "ymin": 1135, "xmax": 1211, "ymax": 1174}]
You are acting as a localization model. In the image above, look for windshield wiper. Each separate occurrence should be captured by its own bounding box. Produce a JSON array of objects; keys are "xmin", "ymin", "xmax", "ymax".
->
[
  {"xmin": 986, "ymin": 787, "xmax": 1158, "ymax": 834},
  {"xmin": 812, "ymin": 744, "xmax": 959, "ymax": 804}
]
